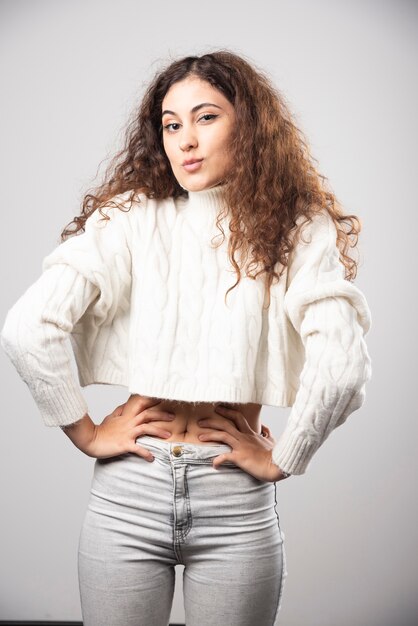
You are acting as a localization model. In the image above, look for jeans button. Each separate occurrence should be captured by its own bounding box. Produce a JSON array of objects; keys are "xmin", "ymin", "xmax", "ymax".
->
[{"xmin": 172, "ymin": 445, "xmax": 183, "ymax": 457}]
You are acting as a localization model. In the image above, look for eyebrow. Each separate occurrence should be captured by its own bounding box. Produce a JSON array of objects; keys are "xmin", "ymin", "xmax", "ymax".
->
[{"xmin": 161, "ymin": 102, "xmax": 223, "ymax": 117}]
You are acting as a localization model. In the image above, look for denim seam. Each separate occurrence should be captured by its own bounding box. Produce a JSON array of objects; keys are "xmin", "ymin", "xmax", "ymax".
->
[
  {"xmin": 179, "ymin": 464, "xmax": 193, "ymax": 542},
  {"xmin": 170, "ymin": 460, "xmax": 185, "ymax": 565},
  {"xmin": 271, "ymin": 481, "xmax": 287, "ymax": 624},
  {"xmin": 177, "ymin": 458, "xmax": 236, "ymax": 466}
]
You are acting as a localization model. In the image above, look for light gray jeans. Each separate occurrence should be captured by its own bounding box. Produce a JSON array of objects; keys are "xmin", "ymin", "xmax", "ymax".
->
[{"xmin": 78, "ymin": 434, "xmax": 288, "ymax": 626}]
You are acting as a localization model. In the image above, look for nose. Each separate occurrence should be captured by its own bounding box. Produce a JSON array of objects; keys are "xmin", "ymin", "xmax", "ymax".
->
[{"xmin": 179, "ymin": 128, "xmax": 197, "ymax": 151}]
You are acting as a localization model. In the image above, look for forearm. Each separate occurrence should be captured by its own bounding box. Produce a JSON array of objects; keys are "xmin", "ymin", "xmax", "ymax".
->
[
  {"xmin": 0, "ymin": 265, "xmax": 97, "ymax": 428},
  {"xmin": 60, "ymin": 412, "xmax": 97, "ymax": 455},
  {"xmin": 272, "ymin": 312, "xmax": 371, "ymax": 475}
]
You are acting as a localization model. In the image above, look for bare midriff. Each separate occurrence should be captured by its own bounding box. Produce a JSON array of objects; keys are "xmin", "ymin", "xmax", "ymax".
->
[{"xmin": 136, "ymin": 396, "xmax": 263, "ymax": 444}]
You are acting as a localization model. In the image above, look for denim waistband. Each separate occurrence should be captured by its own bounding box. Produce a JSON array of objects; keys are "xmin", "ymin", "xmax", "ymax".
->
[{"xmin": 135, "ymin": 435, "xmax": 234, "ymax": 463}]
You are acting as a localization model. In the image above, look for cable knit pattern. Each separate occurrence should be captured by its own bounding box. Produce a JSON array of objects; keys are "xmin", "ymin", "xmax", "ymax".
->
[
  {"xmin": 271, "ymin": 211, "xmax": 372, "ymax": 473},
  {"xmin": 0, "ymin": 186, "xmax": 372, "ymax": 474}
]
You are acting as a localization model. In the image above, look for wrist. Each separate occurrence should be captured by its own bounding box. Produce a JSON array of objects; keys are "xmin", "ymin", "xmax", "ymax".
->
[
  {"xmin": 276, "ymin": 467, "xmax": 292, "ymax": 480},
  {"xmin": 60, "ymin": 413, "xmax": 97, "ymax": 456},
  {"xmin": 269, "ymin": 455, "xmax": 292, "ymax": 481}
]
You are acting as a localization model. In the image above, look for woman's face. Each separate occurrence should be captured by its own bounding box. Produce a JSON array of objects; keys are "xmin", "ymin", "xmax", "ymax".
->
[{"xmin": 161, "ymin": 76, "xmax": 236, "ymax": 192}]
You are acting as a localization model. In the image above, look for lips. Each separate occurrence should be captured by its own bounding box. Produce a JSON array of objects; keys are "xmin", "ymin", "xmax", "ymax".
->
[
  {"xmin": 182, "ymin": 158, "xmax": 203, "ymax": 165},
  {"xmin": 183, "ymin": 159, "xmax": 203, "ymax": 172}
]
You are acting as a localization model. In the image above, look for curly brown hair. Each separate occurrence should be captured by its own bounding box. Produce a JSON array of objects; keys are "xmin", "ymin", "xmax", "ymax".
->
[{"xmin": 60, "ymin": 48, "xmax": 363, "ymax": 307}]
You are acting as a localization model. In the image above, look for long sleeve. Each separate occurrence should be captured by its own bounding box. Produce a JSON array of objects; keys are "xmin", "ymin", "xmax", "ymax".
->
[
  {"xmin": 271, "ymin": 211, "xmax": 372, "ymax": 475},
  {"xmin": 0, "ymin": 201, "xmax": 132, "ymax": 427},
  {"xmin": 1, "ymin": 265, "xmax": 100, "ymax": 426}
]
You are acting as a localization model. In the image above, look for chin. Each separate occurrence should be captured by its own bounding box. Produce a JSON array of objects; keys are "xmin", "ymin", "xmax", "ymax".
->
[
  {"xmin": 182, "ymin": 180, "xmax": 223, "ymax": 192},
  {"xmin": 180, "ymin": 182, "xmax": 202, "ymax": 192}
]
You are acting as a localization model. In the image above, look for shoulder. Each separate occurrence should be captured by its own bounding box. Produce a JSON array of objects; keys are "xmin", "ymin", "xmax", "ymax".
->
[
  {"xmin": 293, "ymin": 209, "xmax": 336, "ymax": 247},
  {"xmin": 285, "ymin": 209, "xmax": 339, "ymax": 285},
  {"xmin": 289, "ymin": 209, "xmax": 337, "ymax": 265},
  {"xmin": 41, "ymin": 190, "xmax": 148, "ymax": 276},
  {"xmin": 86, "ymin": 189, "xmax": 149, "ymax": 231}
]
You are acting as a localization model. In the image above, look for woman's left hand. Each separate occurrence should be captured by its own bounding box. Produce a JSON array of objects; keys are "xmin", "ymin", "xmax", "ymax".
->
[{"xmin": 197, "ymin": 405, "xmax": 291, "ymax": 483}]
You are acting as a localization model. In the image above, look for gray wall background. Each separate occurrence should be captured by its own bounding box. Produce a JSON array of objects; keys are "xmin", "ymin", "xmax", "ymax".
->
[{"xmin": 1, "ymin": 0, "xmax": 416, "ymax": 624}]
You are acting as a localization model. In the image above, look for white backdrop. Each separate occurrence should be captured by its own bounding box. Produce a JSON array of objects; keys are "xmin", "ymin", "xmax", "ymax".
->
[{"xmin": 1, "ymin": 1, "xmax": 417, "ymax": 624}]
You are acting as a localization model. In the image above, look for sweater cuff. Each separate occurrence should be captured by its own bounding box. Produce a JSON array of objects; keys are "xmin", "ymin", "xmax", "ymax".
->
[
  {"xmin": 272, "ymin": 426, "xmax": 321, "ymax": 475},
  {"xmin": 35, "ymin": 383, "xmax": 89, "ymax": 427}
]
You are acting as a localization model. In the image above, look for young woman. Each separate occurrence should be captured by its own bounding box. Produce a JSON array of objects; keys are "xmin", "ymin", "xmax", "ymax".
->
[{"xmin": 1, "ymin": 50, "xmax": 372, "ymax": 626}]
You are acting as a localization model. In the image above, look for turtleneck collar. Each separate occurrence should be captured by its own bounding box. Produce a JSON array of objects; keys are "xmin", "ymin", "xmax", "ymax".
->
[{"xmin": 183, "ymin": 183, "xmax": 226, "ymax": 214}]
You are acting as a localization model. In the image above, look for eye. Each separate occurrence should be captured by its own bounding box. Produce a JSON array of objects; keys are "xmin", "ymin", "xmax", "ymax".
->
[
  {"xmin": 197, "ymin": 114, "xmax": 218, "ymax": 123},
  {"xmin": 163, "ymin": 122, "xmax": 180, "ymax": 132},
  {"xmin": 163, "ymin": 114, "xmax": 218, "ymax": 133}
]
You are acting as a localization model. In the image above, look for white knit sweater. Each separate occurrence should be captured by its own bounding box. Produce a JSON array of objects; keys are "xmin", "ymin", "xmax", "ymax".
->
[{"xmin": 0, "ymin": 185, "xmax": 372, "ymax": 474}]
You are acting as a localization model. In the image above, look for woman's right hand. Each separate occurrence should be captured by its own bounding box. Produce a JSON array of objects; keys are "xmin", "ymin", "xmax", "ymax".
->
[{"xmin": 87, "ymin": 395, "xmax": 176, "ymax": 460}]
